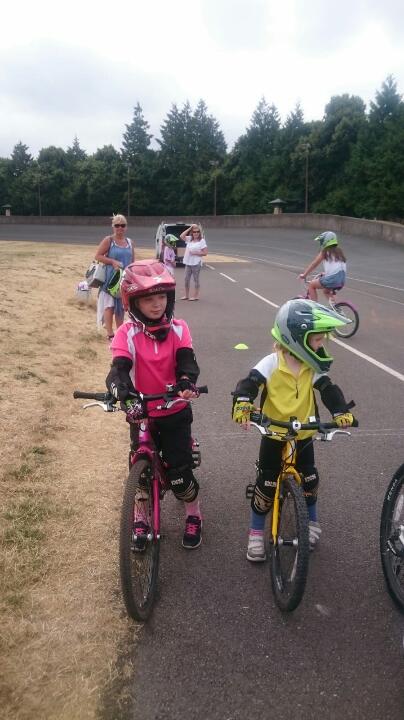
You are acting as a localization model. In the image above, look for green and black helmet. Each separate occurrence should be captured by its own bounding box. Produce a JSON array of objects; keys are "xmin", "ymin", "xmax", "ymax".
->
[
  {"xmin": 314, "ymin": 230, "xmax": 338, "ymax": 250},
  {"xmin": 271, "ymin": 299, "xmax": 350, "ymax": 373},
  {"xmin": 107, "ymin": 268, "xmax": 123, "ymax": 298},
  {"xmin": 164, "ymin": 234, "xmax": 177, "ymax": 248}
]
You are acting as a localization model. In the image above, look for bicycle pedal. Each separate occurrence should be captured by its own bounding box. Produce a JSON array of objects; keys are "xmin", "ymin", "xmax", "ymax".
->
[
  {"xmin": 245, "ymin": 482, "xmax": 255, "ymax": 499},
  {"xmin": 191, "ymin": 439, "xmax": 201, "ymax": 468}
]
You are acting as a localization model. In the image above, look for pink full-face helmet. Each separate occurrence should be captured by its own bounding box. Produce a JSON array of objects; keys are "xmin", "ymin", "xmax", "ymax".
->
[{"xmin": 121, "ymin": 260, "xmax": 176, "ymax": 337}]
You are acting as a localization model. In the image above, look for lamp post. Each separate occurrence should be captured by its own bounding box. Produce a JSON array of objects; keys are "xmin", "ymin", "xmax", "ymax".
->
[
  {"xmin": 209, "ymin": 160, "xmax": 219, "ymax": 216},
  {"xmin": 37, "ymin": 164, "xmax": 42, "ymax": 217},
  {"xmin": 127, "ymin": 164, "xmax": 131, "ymax": 218},
  {"xmin": 302, "ymin": 143, "xmax": 310, "ymax": 213}
]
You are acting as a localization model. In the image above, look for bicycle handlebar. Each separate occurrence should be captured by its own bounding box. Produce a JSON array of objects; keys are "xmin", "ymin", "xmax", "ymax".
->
[
  {"xmin": 73, "ymin": 390, "xmax": 112, "ymax": 401},
  {"xmin": 250, "ymin": 412, "xmax": 358, "ymax": 431},
  {"xmin": 128, "ymin": 385, "xmax": 208, "ymax": 402},
  {"xmin": 73, "ymin": 385, "xmax": 208, "ymax": 404}
]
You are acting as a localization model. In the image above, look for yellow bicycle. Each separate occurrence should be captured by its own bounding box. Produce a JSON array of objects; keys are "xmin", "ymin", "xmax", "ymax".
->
[{"xmin": 248, "ymin": 412, "xmax": 355, "ymax": 611}]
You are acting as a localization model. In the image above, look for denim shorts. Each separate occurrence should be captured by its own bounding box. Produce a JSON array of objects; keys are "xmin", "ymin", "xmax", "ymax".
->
[{"xmin": 320, "ymin": 270, "xmax": 346, "ymax": 289}]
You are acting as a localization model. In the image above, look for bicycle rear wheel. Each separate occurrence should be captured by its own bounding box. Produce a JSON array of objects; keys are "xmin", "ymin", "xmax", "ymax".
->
[
  {"xmin": 270, "ymin": 476, "xmax": 310, "ymax": 612},
  {"xmin": 120, "ymin": 458, "xmax": 160, "ymax": 621},
  {"xmin": 380, "ymin": 464, "xmax": 404, "ymax": 613},
  {"xmin": 333, "ymin": 301, "xmax": 359, "ymax": 338}
]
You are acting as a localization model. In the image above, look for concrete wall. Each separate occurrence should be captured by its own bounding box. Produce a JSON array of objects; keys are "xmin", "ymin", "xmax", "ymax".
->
[{"xmin": 1, "ymin": 213, "xmax": 404, "ymax": 245}]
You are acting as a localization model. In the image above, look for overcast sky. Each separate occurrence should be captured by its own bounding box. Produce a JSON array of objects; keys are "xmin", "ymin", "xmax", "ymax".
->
[{"xmin": 1, "ymin": 0, "xmax": 403, "ymax": 158}]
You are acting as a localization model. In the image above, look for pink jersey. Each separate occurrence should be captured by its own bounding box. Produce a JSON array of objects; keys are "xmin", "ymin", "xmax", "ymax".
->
[{"xmin": 111, "ymin": 318, "xmax": 193, "ymax": 417}]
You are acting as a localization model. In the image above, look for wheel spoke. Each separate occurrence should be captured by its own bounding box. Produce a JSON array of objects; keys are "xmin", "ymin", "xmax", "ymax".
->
[
  {"xmin": 270, "ymin": 477, "xmax": 309, "ymax": 612},
  {"xmin": 120, "ymin": 459, "xmax": 160, "ymax": 620},
  {"xmin": 333, "ymin": 302, "xmax": 359, "ymax": 338},
  {"xmin": 380, "ymin": 468, "xmax": 404, "ymax": 612}
]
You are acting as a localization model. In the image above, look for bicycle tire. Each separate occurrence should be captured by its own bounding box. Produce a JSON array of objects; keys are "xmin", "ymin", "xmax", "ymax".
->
[
  {"xmin": 333, "ymin": 301, "xmax": 359, "ymax": 338},
  {"xmin": 270, "ymin": 476, "xmax": 310, "ymax": 612},
  {"xmin": 119, "ymin": 458, "xmax": 160, "ymax": 621},
  {"xmin": 380, "ymin": 464, "xmax": 404, "ymax": 613}
]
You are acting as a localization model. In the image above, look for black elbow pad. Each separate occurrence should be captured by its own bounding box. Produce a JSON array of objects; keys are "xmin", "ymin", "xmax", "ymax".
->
[
  {"xmin": 232, "ymin": 370, "xmax": 265, "ymax": 403},
  {"xmin": 106, "ymin": 356, "xmax": 134, "ymax": 394},
  {"xmin": 314, "ymin": 375, "xmax": 355, "ymax": 415},
  {"xmin": 175, "ymin": 347, "xmax": 200, "ymax": 383}
]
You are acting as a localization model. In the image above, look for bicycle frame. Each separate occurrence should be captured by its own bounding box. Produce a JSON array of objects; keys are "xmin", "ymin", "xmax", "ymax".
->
[
  {"xmin": 271, "ymin": 438, "xmax": 301, "ymax": 543},
  {"xmin": 130, "ymin": 420, "xmax": 169, "ymax": 540},
  {"xmin": 250, "ymin": 414, "xmax": 353, "ymax": 543},
  {"xmin": 300, "ymin": 276, "xmax": 358, "ymax": 312}
]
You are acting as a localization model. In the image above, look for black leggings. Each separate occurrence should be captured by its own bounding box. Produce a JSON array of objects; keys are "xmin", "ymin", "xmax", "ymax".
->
[
  {"xmin": 130, "ymin": 406, "xmax": 198, "ymax": 501},
  {"xmin": 130, "ymin": 405, "xmax": 193, "ymax": 468},
  {"xmin": 252, "ymin": 436, "xmax": 319, "ymax": 514}
]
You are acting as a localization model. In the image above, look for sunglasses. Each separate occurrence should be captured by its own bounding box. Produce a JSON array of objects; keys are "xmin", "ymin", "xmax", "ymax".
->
[
  {"xmin": 114, "ymin": 224, "xmax": 126, "ymax": 228},
  {"xmin": 192, "ymin": 230, "xmax": 200, "ymax": 234}
]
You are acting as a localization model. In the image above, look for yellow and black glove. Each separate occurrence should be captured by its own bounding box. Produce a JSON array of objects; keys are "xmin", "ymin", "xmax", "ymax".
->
[
  {"xmin": 233, "ymin": 398, "xmax": 254, "ymax": 425},
  {"xmin": 333, "ymin": 412, "xmax": 354, "ymax": 428}
]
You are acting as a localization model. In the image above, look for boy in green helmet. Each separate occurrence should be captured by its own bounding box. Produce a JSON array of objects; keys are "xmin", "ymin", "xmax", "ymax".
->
[{"xmin": 232, "ymin": 298, "xmax": 355, "ymax": 562}]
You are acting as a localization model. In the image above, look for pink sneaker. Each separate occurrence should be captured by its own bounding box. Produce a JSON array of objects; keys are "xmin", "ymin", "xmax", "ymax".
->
[
  {"xmin": 182, "ymin": 515, "xmax": 202, "ymax": 549},
  {"xmin": 133, "ymin": 521, "xmax": 149, "ymax": 552}
]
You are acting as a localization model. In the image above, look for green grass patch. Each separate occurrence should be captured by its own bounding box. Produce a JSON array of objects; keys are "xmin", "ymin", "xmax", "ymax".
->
[
  {"xmin": 14, "ymin": 368, "xmax": 47, "ymax": 383},
  {"xmin": 4, "ymin": 463, "xmax": 32, "ymax": 483},
  {"xmin": 3, "ymin": 494, "xmax": 50, "ymax": 548},
  {"xmin": 31, "ymin": 445, "xmax": 48, "ymax": 456}
]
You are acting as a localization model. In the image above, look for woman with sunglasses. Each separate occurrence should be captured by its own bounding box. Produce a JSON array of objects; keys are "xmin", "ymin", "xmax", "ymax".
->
[
  {"xmin": 179, "ymin": 223, "xmax": 208, "ymax": 301},
  {"xmin": 95, "ymin": 214, "xmax": 135, "ymax": 340}
]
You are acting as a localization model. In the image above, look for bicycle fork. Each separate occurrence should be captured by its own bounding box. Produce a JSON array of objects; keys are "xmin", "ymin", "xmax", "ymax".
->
[{"xmin": 271, "ymin": 440, "xmax": 301, "ymax": 545}]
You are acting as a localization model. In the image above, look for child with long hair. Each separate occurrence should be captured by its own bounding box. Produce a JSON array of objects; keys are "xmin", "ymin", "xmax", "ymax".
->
[{"xmin": 299, "ymin": 231, "xmax": 347, "ymax": 301}]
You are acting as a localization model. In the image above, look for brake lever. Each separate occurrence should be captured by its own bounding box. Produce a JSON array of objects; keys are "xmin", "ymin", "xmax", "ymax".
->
[
  {"xmin": 318, "ymin": 429, "xmax": 351, "ymax": 441},
  {"xmin": 82, "ymin": 401, "xmax": 118, "ymax": 413}
]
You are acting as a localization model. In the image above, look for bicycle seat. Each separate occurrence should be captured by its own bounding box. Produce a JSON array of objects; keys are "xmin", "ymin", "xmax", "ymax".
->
[{"xmin": 326, "ymin": 287, "xmax": 342, "ymax": 296}]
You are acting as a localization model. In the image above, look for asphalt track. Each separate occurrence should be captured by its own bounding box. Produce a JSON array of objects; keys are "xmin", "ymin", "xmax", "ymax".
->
[{"xmin": 3, "ymin": 224, "xmax": 404, "ymax": 719}]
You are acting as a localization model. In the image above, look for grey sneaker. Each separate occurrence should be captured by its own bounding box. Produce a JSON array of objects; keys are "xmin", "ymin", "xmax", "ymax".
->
[
  {"xmin": 247, "ymin": 532, "xmax": 266, "ymax": 562},
  {"xmin": 309, "ymin": 521, "xmax": 322, "ymax": 551}
]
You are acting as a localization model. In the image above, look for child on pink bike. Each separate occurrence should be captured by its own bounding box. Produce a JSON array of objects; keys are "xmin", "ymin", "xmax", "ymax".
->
[
  {"xmin": 105, "ymin": 259, "xmax": 203, "ymax": 549},
  {"xmin": 299, "ymin": 231, "xmax": 347, "ymax": 301}
]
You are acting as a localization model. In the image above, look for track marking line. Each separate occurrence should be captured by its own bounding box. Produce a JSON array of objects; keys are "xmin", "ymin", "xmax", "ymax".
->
[
  {"xmin": 244, "ymin": 288, "xmax": 279, "ymax": 309},
  {"xmin": 331, "ymin": 337, "xmax": 404, "ymax": 382},
  {"xmin": 220, "ymin": 272, "xmax": 237, "ymax": 282}
]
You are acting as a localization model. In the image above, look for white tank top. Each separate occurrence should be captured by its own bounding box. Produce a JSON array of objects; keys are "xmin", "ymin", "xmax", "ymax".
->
[{"xmin": 323, "ymin": 258, "xmax": 346, "ymax": 275}]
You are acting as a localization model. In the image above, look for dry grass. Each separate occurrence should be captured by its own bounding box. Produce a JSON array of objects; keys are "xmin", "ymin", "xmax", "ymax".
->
[{"xmin": 0, "ymin": 241, "xmax": 154, "ymax": 720}]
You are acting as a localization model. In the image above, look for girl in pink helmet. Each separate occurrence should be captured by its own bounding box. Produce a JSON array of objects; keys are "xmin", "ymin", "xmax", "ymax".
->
[{"xmin": 105, "ymin": 259, "xmax": 203, "ymax": 549}]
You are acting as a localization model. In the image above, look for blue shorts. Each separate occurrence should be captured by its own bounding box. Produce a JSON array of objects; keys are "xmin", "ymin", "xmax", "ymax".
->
[{"xmin": 320, "ymin": 271, "xmax": 346, "ymax": 289}]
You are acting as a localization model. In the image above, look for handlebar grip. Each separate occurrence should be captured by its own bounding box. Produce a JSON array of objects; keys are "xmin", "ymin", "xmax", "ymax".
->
[
  {"xmin": 197, "ymin": 385, "xmax": 208, "ymax": 394},
  {"xmin": 73, "ymin": 390, "xmax": 112, "ymax": 402}
]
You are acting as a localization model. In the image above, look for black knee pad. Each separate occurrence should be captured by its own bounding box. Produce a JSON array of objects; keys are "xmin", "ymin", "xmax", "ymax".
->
[
  {"xmin": 301, "ymin": 466, "xmax": 319, "ymax": 506},
  {"xmin": 167, "ymin": 466, "xmax": 199, "ymax": 502},
  {"xmin": 251, "ymin": 467, "xmax": 278, "ymax": 515}
]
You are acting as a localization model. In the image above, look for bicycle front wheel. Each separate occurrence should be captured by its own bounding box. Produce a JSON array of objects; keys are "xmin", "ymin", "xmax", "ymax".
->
[
  {"xmin": 270, "ymin": 476, "xmax": 310, "ymax": 612},
  {"xmin": 333, "ymin": 301, "xmax": 359, "ymax": 338},
  {"xmin": 119, "ymin": 458, "xmax": 160, "ymax": 621},
  {"xmin": 380, "ymin": 464, "xmax": 404, "ymax": 613}
]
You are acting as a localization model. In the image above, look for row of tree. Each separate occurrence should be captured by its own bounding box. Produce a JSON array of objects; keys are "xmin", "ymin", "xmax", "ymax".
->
[{"xmin": 2, "ymin": 77, "xmax": 404, "ymax": 220}]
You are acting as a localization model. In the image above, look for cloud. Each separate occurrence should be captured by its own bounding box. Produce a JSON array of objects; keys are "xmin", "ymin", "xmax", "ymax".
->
[
  {"xmin": 1, "ymin": 0, "xmax": 404, "ymax": 157},
  {"xmin": 0, "ymin": 41, "xmax": 181, "ymax": 155},
  {"xmin": 201, "ymin": 0, "xmax": 268, "ymax": 50}
]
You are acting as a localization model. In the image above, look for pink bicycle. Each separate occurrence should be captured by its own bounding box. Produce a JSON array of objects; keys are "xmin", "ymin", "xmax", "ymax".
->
[
  {"xmin": 73, "ymin": 385, "xmax": 208, "ymax": 621},
  {"xmin": 297, "ymin": 277, "xmax": 359, "ymax": 339}
]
